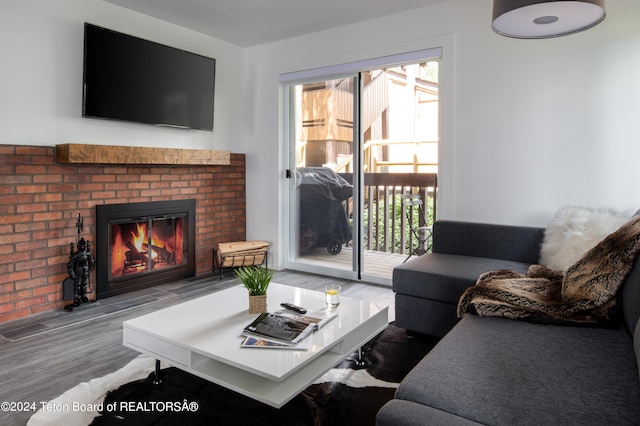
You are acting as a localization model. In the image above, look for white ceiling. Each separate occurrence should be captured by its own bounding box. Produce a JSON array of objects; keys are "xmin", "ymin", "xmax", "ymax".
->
[{"xmin": 103, "ymin": 0, "xmax": 449, "ymax": 47}]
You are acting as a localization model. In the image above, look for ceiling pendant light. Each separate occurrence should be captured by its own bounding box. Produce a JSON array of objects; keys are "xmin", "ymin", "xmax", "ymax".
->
[{"xmin": 492, "ymin": 0, "xmax": 606, "ymax": 39}]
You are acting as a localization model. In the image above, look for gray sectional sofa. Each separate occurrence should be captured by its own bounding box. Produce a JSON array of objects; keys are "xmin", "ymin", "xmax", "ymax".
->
[
  {"xmin": 377, "ymin": 220, "xmax": 640, "ymax": 425},
  {"xmin": 393, "ymin": 221, "xmax": 545, "ymax": 337}
]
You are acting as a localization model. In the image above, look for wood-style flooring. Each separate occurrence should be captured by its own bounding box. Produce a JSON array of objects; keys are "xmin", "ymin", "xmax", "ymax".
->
[{"xmin": 0, "ymin": 270, "xmax": 395, "ymax": 425}]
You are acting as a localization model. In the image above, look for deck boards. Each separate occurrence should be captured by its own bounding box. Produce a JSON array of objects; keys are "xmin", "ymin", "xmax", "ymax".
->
[{"xmin": 299, "ymin": 246, "xmax": 413, "ymax": 280}]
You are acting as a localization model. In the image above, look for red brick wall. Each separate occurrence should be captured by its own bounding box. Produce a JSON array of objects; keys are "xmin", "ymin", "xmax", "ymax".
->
[{"xmin": 0, "ymin": 145, "xmax": 245, "ymax": 323}]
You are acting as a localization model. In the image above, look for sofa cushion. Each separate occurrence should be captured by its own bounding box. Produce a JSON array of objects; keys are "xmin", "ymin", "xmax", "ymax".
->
[
  {"xmin": 635, "ymin": 320, "xmax": 640, "ymax": 382},
  {"xmin": 622, "ymin": 255, "xmax": 640, "ymax": 335},
  {"xmin": 395, "ymin": 315, "xmax": 640, "ymax": 425},
  {"xmin": 376, "ymin": 400, "xmax": 482, "ymax": 426},
  {"xmin": 394, "ymin": 294, "xmax": 459, "ymax": 337},
  {"xmin": 539, "ymin": 205, "xmax": 631, "ymax": 271},
  {"xmin": 393, "ymin": 253, "xmax": 530, "ymax": 304},
  {"xmin": 622, "ymin": 261, "xmax": 640, "ymax": 380},
  {"xmin": 432, "ymin": 221, "xmax": 543, "ymax": 263}
]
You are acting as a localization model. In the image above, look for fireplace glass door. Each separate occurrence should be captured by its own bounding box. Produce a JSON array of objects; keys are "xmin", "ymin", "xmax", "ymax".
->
[
  {"xmin": 109, "ymin": 215, "xmax": 186, "ymax": 281},
  {"xmin": 96, "ymin": 199, "xmax": 195, "ymax": 298}
]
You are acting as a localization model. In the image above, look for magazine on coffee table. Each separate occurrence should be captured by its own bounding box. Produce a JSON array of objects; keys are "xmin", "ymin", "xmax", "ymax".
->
[
  {"xmin": 240, "ymin": 335, "xmax": 311, "ymax": 350},
  {"xmin": 241, "ymin": 309, "xmax": 338, "ymax": 347}
]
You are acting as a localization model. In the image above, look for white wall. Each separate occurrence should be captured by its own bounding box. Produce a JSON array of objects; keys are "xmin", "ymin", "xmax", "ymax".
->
[
  {"xmin": 244, "ymin": 0, "xmax": 640, "ymax": 267},
  {"xmin": 0, "ymin": 0, "xmax": 245, "ymax": 151}
]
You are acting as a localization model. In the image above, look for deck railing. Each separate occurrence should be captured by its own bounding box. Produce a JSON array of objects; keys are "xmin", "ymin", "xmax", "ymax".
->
[{"xmin": 338, "ymin": 172, "xmax": 437, "ymax": 255}]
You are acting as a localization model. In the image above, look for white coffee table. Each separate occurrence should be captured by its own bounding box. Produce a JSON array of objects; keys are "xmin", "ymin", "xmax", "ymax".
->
[{"xmin": 123, "ymin": 282, "xmax": 388, "ymax": 408}]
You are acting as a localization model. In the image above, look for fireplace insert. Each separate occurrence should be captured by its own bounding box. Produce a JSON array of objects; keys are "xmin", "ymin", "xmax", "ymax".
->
[{"xmin": 96, "ymin": 200, "xmax": 196, "ymax": 298}]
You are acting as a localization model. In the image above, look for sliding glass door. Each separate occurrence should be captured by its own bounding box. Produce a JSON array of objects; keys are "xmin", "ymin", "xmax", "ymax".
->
[
  {"xmin": 283, "ymin": 49, "xmax": 441, "ymax": 284},
  {"xmin": 360, "ymin": 62, "xmax": 439, "ymax": 281},
  {"xmin": 286, "ymin": 77, "xmax": 359, "ymax": 280}
]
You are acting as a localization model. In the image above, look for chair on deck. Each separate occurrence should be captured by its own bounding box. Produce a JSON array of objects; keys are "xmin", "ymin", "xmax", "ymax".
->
[{"xmin": 401, "ymin": 194, "xmax": 432, "ymax": 262}]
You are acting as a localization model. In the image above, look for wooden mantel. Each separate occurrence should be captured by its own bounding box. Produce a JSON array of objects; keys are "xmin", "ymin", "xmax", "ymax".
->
[{"xmin": 55, "ymin": 143, "xmax": 230, "ymax": 166}]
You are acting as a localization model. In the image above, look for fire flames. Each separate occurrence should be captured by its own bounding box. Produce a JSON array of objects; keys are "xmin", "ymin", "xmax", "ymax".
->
[
  {"xmin": 131, "ymin": 223, "xmax": 146, "ymax": 253},
  {"xmin": 130, "ymin": 223, "xmax": 164, "ymax": 262},
  {"xmin": 110, "ymin": 218, "xmax": 184, "ymax": 278}
]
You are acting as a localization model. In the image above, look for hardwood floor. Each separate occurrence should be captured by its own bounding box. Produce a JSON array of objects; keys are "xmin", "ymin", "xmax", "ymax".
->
[{"xmin": 0, "ymin": 270, "xmax": 395, "ymax": 425}]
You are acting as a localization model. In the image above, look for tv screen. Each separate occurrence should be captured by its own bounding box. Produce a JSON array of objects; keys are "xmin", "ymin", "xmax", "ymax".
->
[{"xmin": 83, "ymin": 23, "xmax": 215, "ymax": 131}]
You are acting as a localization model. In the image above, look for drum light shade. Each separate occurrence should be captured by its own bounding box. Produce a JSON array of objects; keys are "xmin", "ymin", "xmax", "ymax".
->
[{"xmin": 492, "ymin": 0, "xmax": 606, "ymax": 39}]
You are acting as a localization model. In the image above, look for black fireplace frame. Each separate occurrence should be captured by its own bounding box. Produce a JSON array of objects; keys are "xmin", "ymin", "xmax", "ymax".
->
[{"xmin": 95, "ymin": 199, "xmax": 196, "ymax": 298}]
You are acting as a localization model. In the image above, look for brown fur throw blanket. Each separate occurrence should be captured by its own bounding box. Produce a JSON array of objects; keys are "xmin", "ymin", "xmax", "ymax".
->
[{"xmin": 457, "ymin": 215, "xmax": 640, "ymax": 324}]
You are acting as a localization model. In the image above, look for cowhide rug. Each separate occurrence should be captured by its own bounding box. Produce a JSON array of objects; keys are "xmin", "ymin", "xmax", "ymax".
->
[
  {"xmin": 29, "ymin": 323, "xmax": 437, "ymax": 426},
  {"xmin": 458, "ymin": 215, "xmax": 640, "ymax": 325}
]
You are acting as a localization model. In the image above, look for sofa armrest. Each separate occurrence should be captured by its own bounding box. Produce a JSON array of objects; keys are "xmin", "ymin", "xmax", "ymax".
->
[{"xmin": 432, "ymin": 220, "xmax": 544, "ymax": 264}]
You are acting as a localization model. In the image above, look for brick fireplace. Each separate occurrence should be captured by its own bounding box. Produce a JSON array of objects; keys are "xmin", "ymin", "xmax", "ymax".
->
[{"xmin": 0, "ymin": 145, "xmax": 246, "ymax": 323}]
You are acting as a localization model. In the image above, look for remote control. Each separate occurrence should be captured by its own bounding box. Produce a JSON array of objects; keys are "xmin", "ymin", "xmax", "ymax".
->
[{"xmin": 280, "ymin": 303, "xmax": 307, "ymax": 314}]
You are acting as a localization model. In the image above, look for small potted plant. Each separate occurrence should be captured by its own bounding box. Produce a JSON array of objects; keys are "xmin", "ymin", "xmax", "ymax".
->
[{"xmin": 235, "ymin": 265, "xmax": 274, "ymax": 314}]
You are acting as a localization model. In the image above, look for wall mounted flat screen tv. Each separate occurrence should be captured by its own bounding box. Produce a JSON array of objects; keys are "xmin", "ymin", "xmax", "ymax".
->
[{"xmin": 83, "ymin": 23, "xmax": 215, "ymax": 131}]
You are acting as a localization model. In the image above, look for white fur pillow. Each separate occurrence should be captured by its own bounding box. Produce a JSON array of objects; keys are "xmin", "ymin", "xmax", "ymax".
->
[{"xmin": 540, "ymin": 206, "xmax": 632, "ymax": 271}]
